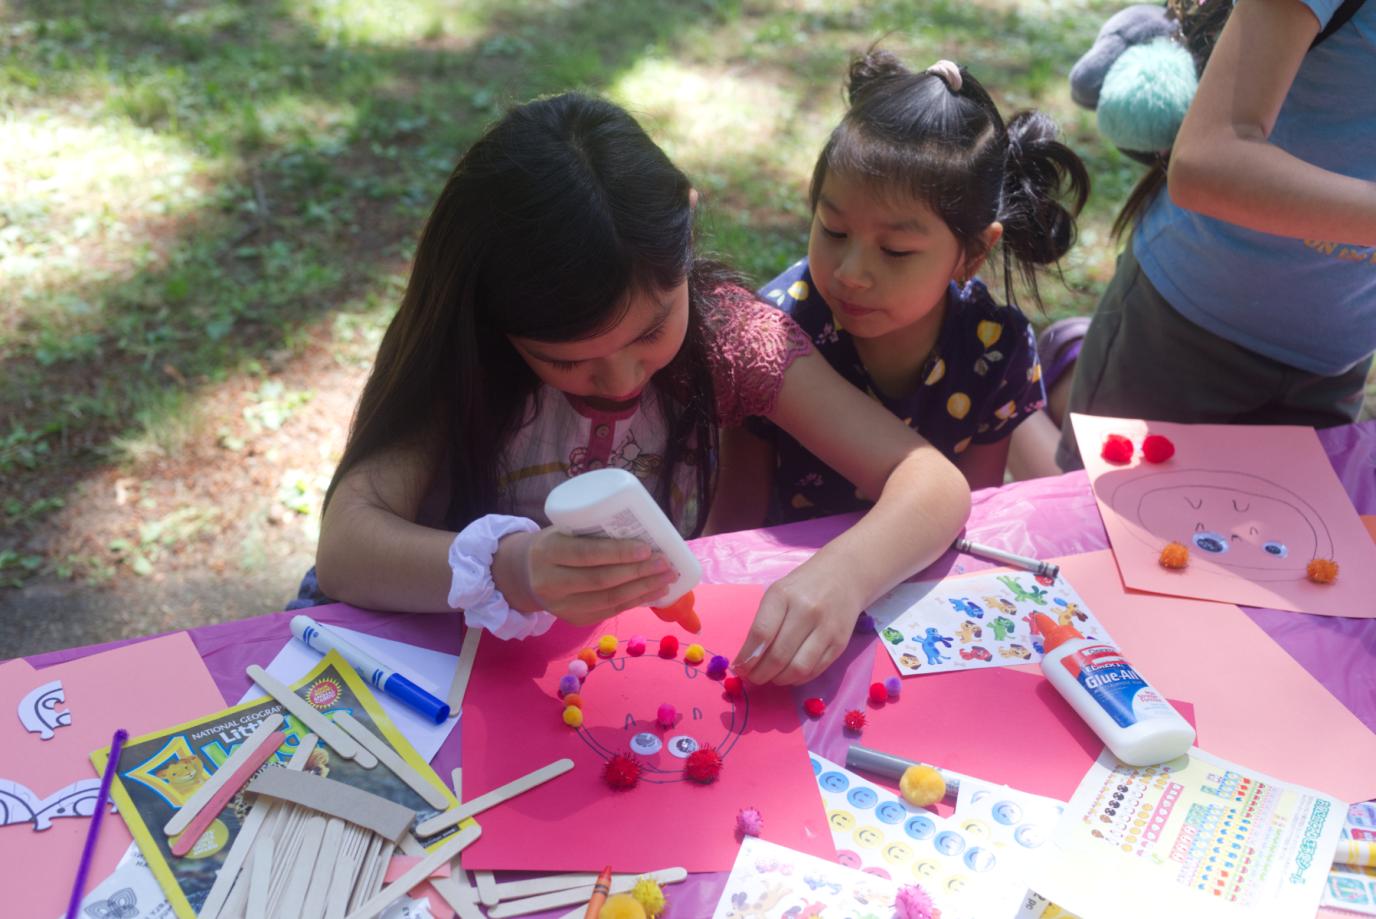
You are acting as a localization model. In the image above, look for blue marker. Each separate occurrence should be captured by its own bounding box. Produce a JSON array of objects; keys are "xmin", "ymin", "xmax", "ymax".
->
[{"xmin": 290, "ymin": 615, "xmax": 450, "ymax": 724}]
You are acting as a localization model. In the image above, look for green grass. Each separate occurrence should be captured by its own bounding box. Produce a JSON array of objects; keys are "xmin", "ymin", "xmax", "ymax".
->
[{"xmin": 0, "ymin": 0, "xmax": 1171, "ymax": 588}]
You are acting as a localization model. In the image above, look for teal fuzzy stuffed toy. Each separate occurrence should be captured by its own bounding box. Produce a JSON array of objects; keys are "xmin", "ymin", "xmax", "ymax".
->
[{"xmin": 1069, "ymin": 4, "xmax": 1198, "ymax": 162}]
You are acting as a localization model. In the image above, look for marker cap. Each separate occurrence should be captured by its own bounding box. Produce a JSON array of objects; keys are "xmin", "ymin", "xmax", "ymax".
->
[{"xmin": 383, "ymin": 673, "xmax": 451, "ymax": 723}]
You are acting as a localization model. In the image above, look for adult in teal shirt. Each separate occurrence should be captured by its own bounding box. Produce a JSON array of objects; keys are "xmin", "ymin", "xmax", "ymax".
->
[{"xmin": 1056, "ymin": 0, "xmax": 1376, "ymax": 470}]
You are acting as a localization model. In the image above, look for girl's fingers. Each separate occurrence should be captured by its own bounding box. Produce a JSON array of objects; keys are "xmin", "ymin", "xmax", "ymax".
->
[
  {"xmin": 732, "ymin": 595, "xmax": 786, "ymax": 678},
  {"xmin": 556, "ymin": 571, "xmax": 677, "ymax": 621},
  {"xmin": 741, "ymin": 610, "xmax": 810, "ymax": 686},
  {"xmin": 545, "ymin": 534, "xmax": 654, "ymax": 568}
]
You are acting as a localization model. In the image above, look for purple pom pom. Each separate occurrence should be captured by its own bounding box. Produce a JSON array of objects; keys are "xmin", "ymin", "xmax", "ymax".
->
[
  {"xmin": 884, "ymin": 676, "xmax": 902, "ymax": 700},
  {"xmin": 735, "ymin": 806, "xmax": 764, "ymax": 837},
  {"xmin": 558, "ymin": 674, "xmax": 580, "ymax": 697},
  {"xmin": 706, "ymin": 654, "xmax": 730, "ymax": 679}
]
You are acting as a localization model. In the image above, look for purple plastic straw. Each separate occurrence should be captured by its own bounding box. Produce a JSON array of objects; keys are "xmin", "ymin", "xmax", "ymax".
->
[{"xmin": 66, "ymin": 727, "xmax": 128, "ymax": 919}]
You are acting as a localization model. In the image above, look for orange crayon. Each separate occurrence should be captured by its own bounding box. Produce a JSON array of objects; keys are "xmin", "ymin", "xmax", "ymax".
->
[{"xmin": 584, "ymin": 865, "xmax": 613, "ymax": 919}]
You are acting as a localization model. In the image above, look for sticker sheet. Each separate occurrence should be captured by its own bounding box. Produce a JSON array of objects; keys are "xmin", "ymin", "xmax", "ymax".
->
[
  {"xmin": 712, "ymin": 836, "xmax": 898, "ymax": 919},
  {"xmin": 1030, "ymin": 748, "xmax": 1344, "ymax": 919},
  {"xmin": 867, "ymin": 570, "xmax": 1113, "ymax": 676},
  {"xmin": 811, "ymin": 754, "xmax": 1032, "ymax": 919},
  {"xmin": 1322, "ymin": 801, "xmax": 1376, "ymax": 914}
]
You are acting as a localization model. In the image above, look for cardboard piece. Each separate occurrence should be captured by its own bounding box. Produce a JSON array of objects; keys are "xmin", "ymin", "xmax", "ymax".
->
[
  {"xmin": 461, "ymin": 583, "xmax": 835, "ymax": 872},
  {"xmin": 0, "ymin": 634, "xmax": 224, "ymax": 919},
  {"xmin": 247, "ymin": 769, "xmax": 416, "ymax": 842},
  {"xmin": 1072, "ymin": 414, "xmax": 1376, "ymax": 616},
  {"xmin": 17, "ymin": 678, "xmax": 71, "ymax": 740}
]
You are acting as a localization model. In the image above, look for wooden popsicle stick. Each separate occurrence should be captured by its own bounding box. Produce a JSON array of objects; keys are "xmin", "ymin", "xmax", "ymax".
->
[
  {"xmin": 245, "ymin": 665, "xmax": 372, "ymax": 765},
  {"xmin": 476, "ymin": 872, "xmax": 501, "ymax": 905},
  {"xmin": 334, "ymin": 712, "xmax": 451, "ymax": 810},
  {"xmin": 486, "ymin": 872, "xmax": 601, "ymax": 902},
  {"xmin": 401, "ymin": 828, "xmax": 486, "ymax": 919},
  {"xmin": 200, "ymin": 734, "xmax": 320, "ymax": 919},
  {"xmin": 277, "ymin": 815, "xmax": 327, "ymax": 918},
  {"xmin": 163, "ymin": 713, "xmax": 284, "ymax": 836},
  {"xmin": 343, "ymin": 824, "xmax": 481, "ymax": 919},
  {"xmin": 446, "ymin": 627, "xmax": 481, "ymax": 718},
  {"xmin": 300, "ymin": 816, "xmax": 346, "ymax": 919},
  {"xmin": 246, "ymin": 836, "xmax": 275, "ymax": 918},
  {"xmin": 487, "ymin": 868, "xmax": 687, "ymax": 918},
  {"xmin": 349, "ymin": 835, "xmax": 383, "ymax": 913},
  {"xmin": 414, "ymin": 758, "xmax": 573, "ymax": 837},
  {"xmin": 168, "ymin": 730, "xmax": 286, "ymax": 857},
  {"xmin": 326, "ymin": 828, "xmax": 366, "ymax": 919}
]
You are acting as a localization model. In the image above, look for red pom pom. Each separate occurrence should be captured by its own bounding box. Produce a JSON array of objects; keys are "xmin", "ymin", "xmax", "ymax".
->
[
  {"xmin": 684, "ymin": 746, "xmax": 723, "ymax": 783},
  {"xmin": 658, "ymin": 635, "xmax": 679, "ymax": 658},
  {"xmin": 1101, "ymin": 434, "xmax": 1134, "ymax": 464},
  {"xmin": 803, "ymin": 697, "xmax": 826, "ymax": 718},
  {"xmin": 603, "ymin": 754, "xmax": 642, "ymax": 790},
  {"xmin": 844, "ymin": 709, "xmax": 867, "ymax": 732},
  {"xmin": 1141, "ymin": 434, "xmax": 1175, "ymax": 463},
  {"xmin": 723, "ymin": 676, "xmax": 744, "ymax": 697},
  {"xmin": 868, "ymin": 682, "xmax": 888, "ymax": 704}
]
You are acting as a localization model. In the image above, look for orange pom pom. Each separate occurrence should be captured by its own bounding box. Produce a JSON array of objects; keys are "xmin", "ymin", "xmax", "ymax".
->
[
  {"xmin": 1307, "ymin": 558, "xmax": 1339, "ymax": 584},
  {"xmin": 1159, "ymin": 542, "xmax": 1189, "ymax": 569},
  {"xmin": 563, "ymin": 692, "xmax": 583, "ymax": 709},
  {"xmin": 577, "ymin": 648, "xmax": 598, "ymax": 670}
]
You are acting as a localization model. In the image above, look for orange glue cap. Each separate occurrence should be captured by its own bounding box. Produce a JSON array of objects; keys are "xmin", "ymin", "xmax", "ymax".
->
[
  {"xmin": 1029, "ymin": 612, "xmax": 1083, "ymax": 653},
  {"xmin": 650, "ymin": 590, "xmax": 701, "ymax": 633}
]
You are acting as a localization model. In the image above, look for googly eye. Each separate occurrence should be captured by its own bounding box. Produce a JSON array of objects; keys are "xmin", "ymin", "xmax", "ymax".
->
[
  {"xmin": 1192, "ymin": 531, "xmax": 1229, "ymax": 554},
  {"xmin": 629, "ymin": 732, "xmax": 662, "ymax": 756},
  {"xmin": 1262, "ymin": 540, "xmax": 1288, "ymax": 558},
  {"xmin": 665, "ymin": 735, "xmax": 699, "ymax": 758}
]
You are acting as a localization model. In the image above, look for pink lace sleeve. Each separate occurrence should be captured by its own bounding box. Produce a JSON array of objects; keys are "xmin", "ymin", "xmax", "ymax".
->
[{"xmin": 701, "ymin": 285, "xmax": 813, "ymax": 427}]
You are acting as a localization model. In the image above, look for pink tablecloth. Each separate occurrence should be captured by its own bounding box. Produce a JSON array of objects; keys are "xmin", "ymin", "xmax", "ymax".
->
[{"xmin": 28, "ymin": 420, "xmax": 1376, "ymax": 917}]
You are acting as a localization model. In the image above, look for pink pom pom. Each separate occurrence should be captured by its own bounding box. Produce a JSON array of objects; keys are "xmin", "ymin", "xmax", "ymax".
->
[
  {"xmin": 868, "ymin": 682, "xmax": 888, "ymax": 704},
  {"xmin": 626, "ymin": 636, "xmax": 647, "ymax": 656},
  {"xmin": 568, "ymin": 659, "xmax": 589, "ymax": 679},
  {"xmin": 894, "ymin": 883, "xmax": 936, "ymax": 919},
  {"xmin": 735, "ymin": 806, "xmax": 764, "ymax": 837},
  {"xmin": 656, "ymin": 703, "xmax": 676, "ymax": 728}
]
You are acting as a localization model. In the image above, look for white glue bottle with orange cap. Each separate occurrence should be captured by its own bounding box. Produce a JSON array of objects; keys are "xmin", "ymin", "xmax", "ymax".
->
[{"xmin": 1031, "ymin": 612, "xmax": 1195, "ymax": 766}]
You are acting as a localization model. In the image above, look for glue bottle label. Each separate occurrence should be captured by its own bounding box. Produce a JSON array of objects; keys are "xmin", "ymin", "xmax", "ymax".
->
[
  {"xmin": 568, "ymin": 508, "xmax": 664, "ymax": 553},
  {"xmin": 1060, "ymin": 644, "xmax": 1175, "ymax": 728}
]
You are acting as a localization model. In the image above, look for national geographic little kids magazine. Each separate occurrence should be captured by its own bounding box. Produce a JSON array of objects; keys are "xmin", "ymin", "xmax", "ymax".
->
[{"xmin": 91, "ymin": 649, "xmax": 459, "ymax": 919}]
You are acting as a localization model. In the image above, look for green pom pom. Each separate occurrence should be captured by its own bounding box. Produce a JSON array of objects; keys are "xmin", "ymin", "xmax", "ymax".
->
[{"xmin": 1097, "ymin": 38, "xmax": 1197, "ymax": 154}]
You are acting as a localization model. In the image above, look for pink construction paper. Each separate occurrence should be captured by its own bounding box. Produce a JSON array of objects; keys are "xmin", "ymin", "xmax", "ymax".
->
[
  {"xmin": 0, "ymin": 633, "xmax": 225, "ymax": 919},
  {"xmin": 461, "ymin": 583, "xmax": 834, "ymax": 873},
  {"xmin": 383, "ymin": 856, "xmax": 455, "ymax": 919},
  {"xmin": 873, "ymin": 551, "xmax": 1376, "ymax": 805},
  {"xmin": 1072, "ymin": 414, "xmax": 1376, "ymax": 617},
  {"xmin": 866, "ymin": 658, "xmax": 1197, "ymax": 803}
]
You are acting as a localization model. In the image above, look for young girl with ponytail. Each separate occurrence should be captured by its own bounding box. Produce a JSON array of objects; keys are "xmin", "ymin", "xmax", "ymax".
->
[{"xmin": 726, "ymin": 50, "xmax": 1088, "ymax": 521}]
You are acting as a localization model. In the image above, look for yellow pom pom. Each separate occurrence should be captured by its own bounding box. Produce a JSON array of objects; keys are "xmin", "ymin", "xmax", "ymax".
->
[
  {"xmin": 597, "ymin": 634, "xmax": 619, "ymax": 656},
  {"xmin": 1159, "ymin": 541, "xmax": 1189, "ymax": 570},
  {"xmin": 683, "ymin": 643, "xmax": 706, "ymax": 664},
  {"xmin": 630, "ymin": 877, "xmax": 666, "ymax": 918},
  {"xmin": 899, "ymin": 764, "xmax": 946, "ymax": 807},
  {"xmin": 561, "ymin": 705, "xmax": 583, "ymax": 728},
  {"xmin": 1307, "ymin": 557, "xmax": 1339, "ymax": 584},
  {"xmin": 601, "ymin": 893, "xmax": 647, "ymax": 919}
]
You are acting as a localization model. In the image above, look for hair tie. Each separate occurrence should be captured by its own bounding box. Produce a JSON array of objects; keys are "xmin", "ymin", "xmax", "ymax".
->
[{"xmin": 925, "ymin": 60, "xmax": 962, "ymax": 92}]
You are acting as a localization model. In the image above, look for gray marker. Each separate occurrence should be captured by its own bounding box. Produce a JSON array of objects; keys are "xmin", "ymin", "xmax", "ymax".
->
[{"xmin": 845, "ymin": 744, "xmax": 960, "ymax": 800}]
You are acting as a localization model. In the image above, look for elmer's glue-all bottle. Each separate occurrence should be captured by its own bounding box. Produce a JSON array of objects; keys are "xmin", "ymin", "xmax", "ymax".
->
[
  {"xmin": 1031, "ymin": 613, "xmax": 1194, "ymax": 766},
  {"xmin": 544, "ymin": 468, "xmax": 702, "ymax": 632}
]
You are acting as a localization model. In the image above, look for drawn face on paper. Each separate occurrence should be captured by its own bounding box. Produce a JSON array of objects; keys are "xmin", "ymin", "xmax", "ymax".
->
[
  {"xmin": 1106, "ymin": 469, "xmax": 1333, "ymax": 581},
  {"xmin": 566, "ymin": 651, "xmax": 746, "ymax": 784}
]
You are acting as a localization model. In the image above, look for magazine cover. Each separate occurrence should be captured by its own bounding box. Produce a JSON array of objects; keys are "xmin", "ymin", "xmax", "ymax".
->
[{"xmin": 91, "ymin": 649, "xmax": 460, "ymax": 919}]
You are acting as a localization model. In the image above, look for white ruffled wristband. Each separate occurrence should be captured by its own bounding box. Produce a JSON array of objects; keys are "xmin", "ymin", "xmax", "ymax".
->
[{"xmin": 447, "ymin": 514, "xmax": 554, "ymax": 641}]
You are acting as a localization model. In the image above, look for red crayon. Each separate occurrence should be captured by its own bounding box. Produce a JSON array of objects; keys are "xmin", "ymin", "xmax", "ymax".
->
[{"xmin": 584, "ymin": 865, "xmax": 613, "ymax": 919}]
